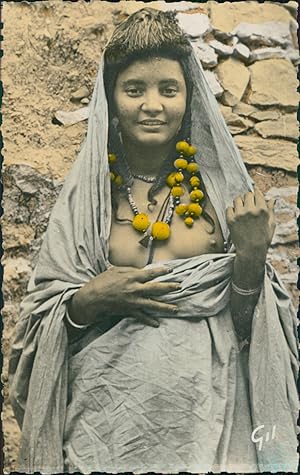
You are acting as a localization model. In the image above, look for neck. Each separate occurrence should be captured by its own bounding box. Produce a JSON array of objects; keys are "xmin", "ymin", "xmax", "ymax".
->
[{"xmin": 122, "ymin": 140, "xmax": 175, "ymax": 176}]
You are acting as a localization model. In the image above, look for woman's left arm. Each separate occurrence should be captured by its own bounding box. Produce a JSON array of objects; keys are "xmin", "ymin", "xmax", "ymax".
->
[{"xmin": 226, "ymin": 188, "xmax": 276, "ymax": 340}]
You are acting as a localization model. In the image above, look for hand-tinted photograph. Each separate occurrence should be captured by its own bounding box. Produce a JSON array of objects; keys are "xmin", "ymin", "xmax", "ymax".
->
[{"xmin": 2, "ymin": 1, "xmax": 299, "ymax": 473}]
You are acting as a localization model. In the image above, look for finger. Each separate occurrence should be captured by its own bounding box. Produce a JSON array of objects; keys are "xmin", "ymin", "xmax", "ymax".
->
[
  {"xmin": 137, "ymin": 266, "xmax": 173, "ymax": 283},
  {"xmin": 139, "ymin": 282, "xmax": 181, "ymax": 296},
  {"xmin": 135, "ymin": 315, "xmax": 160, "ymax": 328},
  {"xmin": 226, "ymin": 206, "xmax": 235, "ymax": 224},
  {"xmin": 243, "ymin": 191, "xmax": 255, "ymax": 209},
  {"xmin": 233, "ymin": 196, "xmax": 244, "ymax": 214},
  {"xmin": 253, "ymin": 187, "xmax": 267, "ymax": 209},
  {"xmin": 267, "ymin": 198, "xmax": 276, "ymax": 212},
  {"xmin": 107, "ymin": 265, "xmax": 141, "ymax": 275},
  {"xmin": 139, "ymin": 298, "xmax": 178, "ymax": 315}
]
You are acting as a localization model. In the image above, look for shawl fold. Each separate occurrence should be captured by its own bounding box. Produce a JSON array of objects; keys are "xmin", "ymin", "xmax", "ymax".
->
[{"xmin": 8, "ymin": 15, "xmax": 298, "ymax": 473}]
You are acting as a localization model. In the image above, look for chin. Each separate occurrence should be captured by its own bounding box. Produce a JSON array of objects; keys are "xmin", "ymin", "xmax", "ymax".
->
[{"xmin": 135, "ymin": 132, "xmax": 172, "ymax": 147}]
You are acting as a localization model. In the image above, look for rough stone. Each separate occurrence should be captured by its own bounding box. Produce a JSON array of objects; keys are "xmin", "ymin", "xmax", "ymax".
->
[
  {"xmin": 216, "ymin": 58, "xmax": 250, "ymax": 106},
  {"xmin": 271, "ymin": 220, "xmax": 298, "ymax": 245},
  {"xmin": 54, "ymin": 106, "xmax": 89, "ymax": 126},
  {"xmin": 228, "ymin": 117, "xmax": 254, "ymax": 135},
  {"xmin": 234, "ymin": 136, "xmax": 298, "ymax": 172},
  {"xmin": 80, "ymin": 98, "xmax": 90, "ymax": 105},
  {"xmin": 209, "ymin": 39, "xmax": 233, "ymax": 57},
  {"xmin": 280, "ymin": 272, "xmax": 298, "ymax": 285},
  {"xmin": 194, "ymin": 42, "xmax": 218, "ymax": 68},
  {"xmin": 266, "ymin": 186, "xmax": 297, "ymax": 218},
  {"xmin": 213, "ymin": 30, "xmax": 233, "ymax": 42},
  {"xmin": 177, "ymin": 13, "xmax": 212, "ymax": 38},
  {"xmin": 70, "ymin": 86, "xmax": 90, "ymax": 102},
  {"xmin": 286, "ymin": 48, "xmax": 300, "ymax": 64},
  {"xmin": 3, "ymin": 164, "xmax": 62, "ymax": 263},
  {"xmin": 233, "ymin": 42, "xmax": 250, "ymax": 61},
  {"xmin": 232, "ymin": 102, "xmax": 257, "ymax": 117},
  {"xmin": 159, "ymin": 1, "xmax": 208, "ymax": 13},
  {"xmin": 210, "ymin": 3, "xmax": 292, "ymax": 34},
  {"xmin": 232, "ymin": 36, "xmax": 239, "ymax": 48},
  {"xmin": 255, "ymin": 114, "xmax": 298, "ymax": 142},
  {"xmin": 232, "ymin": 22, "xmax": 292, "ymax": 48},
  {"xmin": 4, "ymin": 257, "xmax": 32, "ymax": 289},
  {"xmin": 280, "ymin": 1, "xmax": 298, "ymax": 19},
  {"xmin": 250, "ymin": 47, "xmax": 300, "ymax": 63},
  {"xmin": 219, "ymin": 105, "xmax": 253, "ymax": 134},
  {"xmin": 250, "ymin": 110, "xmax": 281, "ymax": 122},
  {"xmin": 219, "ymin": 104, "xmax": 232, "ymax": 118},
  {"xmin": 250, "ymin": 47, "xmax": 288, "ymax": 62},
  {"xmin": 289, "ymin": 17, "xmax": 299, "ymax": 48},
  {"xmin": 203, "ymin": 70, "xmax": 223, "ymax": 98},
  {"xmin": 249, "ymin": 59, "xmax": 299, "ymax": 109},
  {"xmin": 4, "ymin": 224, "xmax": 35, "ymax": 251}
]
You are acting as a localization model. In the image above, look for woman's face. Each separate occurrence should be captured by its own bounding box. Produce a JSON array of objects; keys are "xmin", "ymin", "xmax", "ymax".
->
[{"xmin": 113, "ymin": 57, "xmax": 187, "ymax": 148}]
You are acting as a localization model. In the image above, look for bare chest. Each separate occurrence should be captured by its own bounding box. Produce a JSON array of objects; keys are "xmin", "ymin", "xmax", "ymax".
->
[{"xmin": 108, "ymin": 182, "xmax": 225, "ymax": 268}]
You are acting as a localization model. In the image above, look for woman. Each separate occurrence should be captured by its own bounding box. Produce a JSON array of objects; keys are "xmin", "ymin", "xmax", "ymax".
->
[{"xmin": 9, "ymin": 8, "xmax": 298, "ymax": 474}]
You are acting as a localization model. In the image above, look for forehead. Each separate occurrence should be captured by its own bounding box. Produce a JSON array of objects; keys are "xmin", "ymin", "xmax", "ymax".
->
[{"xmin": 116, "ymin": 57, "xmax": 185, "ymax": 83}]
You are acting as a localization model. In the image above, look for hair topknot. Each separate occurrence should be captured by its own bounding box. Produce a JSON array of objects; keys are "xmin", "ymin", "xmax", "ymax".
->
[{"xmin": 105, "ymin": 8, "xmax": 192, "ymax": 65}]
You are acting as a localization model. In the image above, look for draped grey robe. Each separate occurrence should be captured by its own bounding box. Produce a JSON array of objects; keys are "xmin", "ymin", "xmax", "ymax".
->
[{"xmin": 8, "ymin": 37, "xmax": 298, "ymax": 474}]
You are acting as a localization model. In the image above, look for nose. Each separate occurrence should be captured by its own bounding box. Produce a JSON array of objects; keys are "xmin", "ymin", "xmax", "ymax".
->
[{"xmin": 141, "ymin": 90, "xmax": 163, "ymax": 114}]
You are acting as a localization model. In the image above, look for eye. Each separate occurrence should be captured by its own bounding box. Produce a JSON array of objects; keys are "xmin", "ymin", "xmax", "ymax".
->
[
  {"xmin": 161, "ymin": 87, "xmax": 178, "ymax": 97},
  {"xmin": 126, "ymin": 87, "xmax": 143, "ymax": 97}
]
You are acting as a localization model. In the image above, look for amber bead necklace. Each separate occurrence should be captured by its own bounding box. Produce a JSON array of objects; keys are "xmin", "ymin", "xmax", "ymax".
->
[{"xmin": 109, "ymin": 140, "xmax": 205, "ymax": 254}]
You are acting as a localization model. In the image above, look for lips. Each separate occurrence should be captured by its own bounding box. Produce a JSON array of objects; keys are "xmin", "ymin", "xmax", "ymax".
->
[{"xmin": 139, "ymin": 120, "xmax": 166, "ymax": 125}]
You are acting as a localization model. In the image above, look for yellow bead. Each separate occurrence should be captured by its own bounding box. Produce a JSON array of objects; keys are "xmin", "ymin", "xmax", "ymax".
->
[
  {"xmin": 175, "ymin": 204, "xmax": 188, "ymax": 216},
  {"xmin": 114, "ymin": 175, "xmax": 123, "ymax": 186},
  {"xmin": 108, "ymin": 153, "xmax": 117, "ymax": 163},
  {"xmin": 110, "ymin": 172, "xmax": 116, "ymax": 181},
  {"xmin": 166, "ymin": 172, "xmax": 177, "ymax": 188},
  {"xmin": 151, "ymin": 222, "xmax": 170, "ymax": 240},
  {"xmin": 186, "ymin": 162, "xmax": 199, "ymax": 174},
  {"xmin": 190, "ymin": 189, "xmax": 204, "ymax": 202},
  {"xmin": 187, "ymin": 145, "xmax": 197, "ymax": 157},
  {"xmin": 188, "ymin": 203, "xmax": 202, "ymax": 217},
  {"xmin": 174, "ymin": 158, "xmax": 188, "ymax": 169},
  {"xmin": 189, "ymin": 176, "xmax": 201, "ymax": 187},
  {"xmin": 184, "ymin": 217, "xmax": 194, "ymax": 227},
  {"xmin": 171, "ymin": 186, "xmax": 184, "ymax": 197},
  {"xmin": 176, "ymin": 141, "xmax": 190, "ymax": 155},
  {"xmin": 175, "ymin": 172, "xmax": 184, "ymax": 183},
  {"xmin": 132, "ymin": 213, "xmax": 150, "ymax": 232}
]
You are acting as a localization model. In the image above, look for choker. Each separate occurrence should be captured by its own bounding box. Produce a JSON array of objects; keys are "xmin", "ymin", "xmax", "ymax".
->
[{"xmin": 133, "ymin": 174, "xmax": 156, "ymax": 183}]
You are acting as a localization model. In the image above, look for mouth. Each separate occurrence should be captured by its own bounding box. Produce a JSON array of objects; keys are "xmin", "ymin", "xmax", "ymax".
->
[{"xmin": 139, "ymin": 120, "xmax": 166, "ymax": 126}]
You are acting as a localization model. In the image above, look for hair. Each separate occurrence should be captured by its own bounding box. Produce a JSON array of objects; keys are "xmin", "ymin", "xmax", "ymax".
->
[{"xmin": 103, "ymin": 9, "xmax": 215, "ymax": 232}]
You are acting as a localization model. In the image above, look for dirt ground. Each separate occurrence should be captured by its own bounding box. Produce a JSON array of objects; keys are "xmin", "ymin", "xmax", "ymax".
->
[{"xmin": 1, "ymin": 1, "xmax": 298, "ymax": 472}]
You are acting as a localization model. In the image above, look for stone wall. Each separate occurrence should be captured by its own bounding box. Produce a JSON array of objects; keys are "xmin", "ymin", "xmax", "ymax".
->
[{"xmin": 2, "ymin": 1, "xmax": 299, "ymax": 471}]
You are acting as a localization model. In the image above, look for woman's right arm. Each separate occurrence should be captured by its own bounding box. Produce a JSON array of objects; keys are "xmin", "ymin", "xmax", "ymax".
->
[{"xmin": 67, "ymin": 265, "xmax": 180, "ymax": 330}]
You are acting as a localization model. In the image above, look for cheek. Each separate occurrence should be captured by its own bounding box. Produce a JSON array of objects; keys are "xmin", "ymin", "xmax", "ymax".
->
[
  {"xmin": 115, "ymin": 103, "xmax": 137, "ymax": 127},
  {"xmin": 171, "ymin": 103, "xmax": 186, "ymax": 126}
]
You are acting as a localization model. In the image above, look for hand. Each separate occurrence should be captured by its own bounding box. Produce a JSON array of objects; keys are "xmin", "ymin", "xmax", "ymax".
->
[
  {"xmin": 226, "ymin": 188, "xmax": 276, "ymax": 262},
  {"xmin": 69, "ymin": 265, "xmax": 180, "ymax": 328}
]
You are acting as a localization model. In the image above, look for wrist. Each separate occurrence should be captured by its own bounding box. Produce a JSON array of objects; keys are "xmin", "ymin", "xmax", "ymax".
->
[
  {"xmin": 236, "ymin": 249, "xmax": 267, "ymax": 267},
  {"xmin": 68, "ymin": 288, "xmax": 95, "ymax": 326},
  {"xmin": 233, "ymin": 253, "xmax": 266, "ymax": 290}
]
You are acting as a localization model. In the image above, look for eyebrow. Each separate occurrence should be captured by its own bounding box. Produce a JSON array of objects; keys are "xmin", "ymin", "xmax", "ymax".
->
[{"xmin": 121, "ymin": 79, "xmax": 180, "ymax": 87}]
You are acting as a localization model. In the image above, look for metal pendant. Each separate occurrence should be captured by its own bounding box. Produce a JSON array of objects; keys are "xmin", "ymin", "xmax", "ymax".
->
[{"xmin": 139, "ymin": 233, "xmax": 151, "ymax": 248}]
